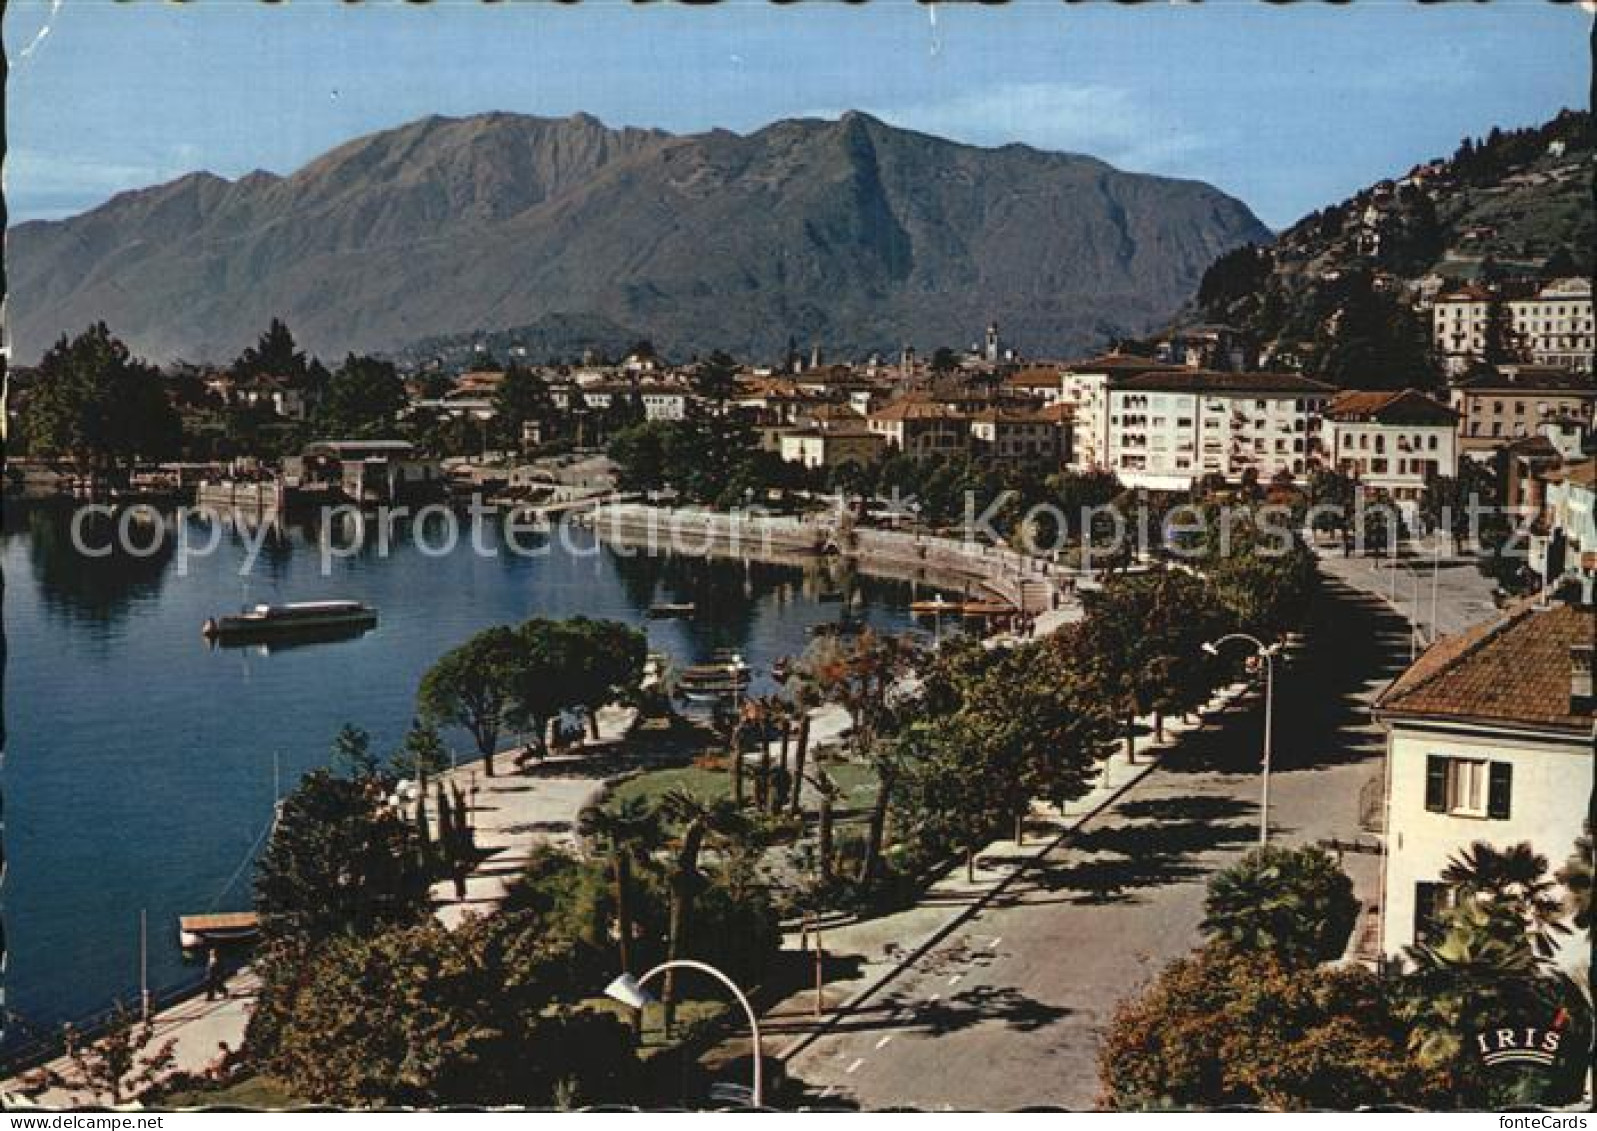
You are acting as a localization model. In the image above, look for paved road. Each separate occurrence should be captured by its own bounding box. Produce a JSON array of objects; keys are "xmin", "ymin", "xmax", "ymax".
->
[
  {"xmin": 1313, "ymin": 539, "xmax": 1500, "ymax": 646},
  {"xmin": 784, "ymin": 576, "xmax": 1411, "ymax": 1111}
]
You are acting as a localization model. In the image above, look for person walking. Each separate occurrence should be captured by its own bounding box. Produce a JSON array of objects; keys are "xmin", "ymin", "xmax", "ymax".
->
[{"xmin": 204, "ymin": 947, "xmax": 226, "ymax": 1002}]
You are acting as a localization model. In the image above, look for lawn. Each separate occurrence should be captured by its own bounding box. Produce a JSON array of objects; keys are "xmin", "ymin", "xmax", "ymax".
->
[
  {"xmin": 159, "ymin": 1074, "xmax": 302, "ymax": 1110},
  {"xmin": 603, "ymin": 755, "xmax": 879, "ymax": 824}
]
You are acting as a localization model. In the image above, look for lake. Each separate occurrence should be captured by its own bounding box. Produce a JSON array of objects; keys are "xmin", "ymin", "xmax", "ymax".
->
[{"xmin": 0, "ymin": 500, "xmax": 938, "ymax": 1048}]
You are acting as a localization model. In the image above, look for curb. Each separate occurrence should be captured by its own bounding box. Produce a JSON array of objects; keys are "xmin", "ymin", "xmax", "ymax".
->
[{"xmin": 774, "ymin": 681, "xmax": 1250, "ymax": 1064}]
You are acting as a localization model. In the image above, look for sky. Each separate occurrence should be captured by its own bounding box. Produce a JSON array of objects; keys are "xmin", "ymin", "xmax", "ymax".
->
[{"xmin": 4, "ymin": 1, "xmax": 1590, "ymax": 229}]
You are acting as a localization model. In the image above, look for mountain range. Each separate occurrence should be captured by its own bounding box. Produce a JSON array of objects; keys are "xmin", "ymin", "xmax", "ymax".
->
[{"xmin": 5, "ymin": 111, "xmax": 1270, "ymax": 366}]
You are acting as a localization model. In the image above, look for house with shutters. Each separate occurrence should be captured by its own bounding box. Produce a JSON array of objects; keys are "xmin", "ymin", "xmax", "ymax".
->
[{"xmin": 1372, "ymin": 599, "xmax": 1594, "ymax": 973}]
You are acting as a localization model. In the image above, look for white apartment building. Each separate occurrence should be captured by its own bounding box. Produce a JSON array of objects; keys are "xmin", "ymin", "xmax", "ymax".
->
[
  {"xmin": 1320, "ymin": 389, "xmax": 1459, "ymax": 504},
  {"xmin": 1508, "ymin": 277, "xmax": 1594, "ymax": 374},
  {"xmin": 1374, "ymin": 601, "xmax": 1594, "ymax": 974},
  {"xmin": 1432, "ymin": 285, "xmax": 1494, "ymax": 373},
  {"xmin": 1103, "ymin": 370, "xmax": 1333, "ymax": 490},
  {"xmin": 1432, "ymin": 278, "xmax": 1594, "ymax": 375},
  {"xmin": 1060, "ymin": 354, "xmax": 1190, "ymax": 471}
]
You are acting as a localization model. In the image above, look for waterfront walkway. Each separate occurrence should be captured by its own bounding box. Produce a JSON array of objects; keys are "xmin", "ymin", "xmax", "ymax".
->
[{"xmin": 6, "ymin": 705, "xmax": 643, "ymax": 1107}]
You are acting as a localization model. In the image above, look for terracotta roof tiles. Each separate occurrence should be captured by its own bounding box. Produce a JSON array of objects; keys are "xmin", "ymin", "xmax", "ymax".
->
[{"xmin": 1375, "ymin": 600, "xmax": 1594, "ymax": 733}]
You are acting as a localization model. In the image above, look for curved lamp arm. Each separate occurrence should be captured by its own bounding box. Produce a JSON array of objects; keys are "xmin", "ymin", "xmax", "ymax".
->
[{"xmin": 613, "ymin": 959, "xmax": 764, "ymax": 1108}]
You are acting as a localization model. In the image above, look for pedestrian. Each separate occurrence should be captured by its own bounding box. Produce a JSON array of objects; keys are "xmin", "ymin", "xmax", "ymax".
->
[{"xmin": 204, "ymin": 946, "xmax": 226, "ymax": 1002}]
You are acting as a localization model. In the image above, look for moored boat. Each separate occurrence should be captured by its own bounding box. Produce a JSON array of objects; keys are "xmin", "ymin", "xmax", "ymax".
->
[
  {"xmin": 647, "ymin": 602, "xmax": 697, "ymax": 619},
  {"xmin": 178, "ymin": 911, "xmax": 261, "ymax": 950},
  {"xmin": 203, "ymin": 600, "xmax": 378, "ymax": 642}
]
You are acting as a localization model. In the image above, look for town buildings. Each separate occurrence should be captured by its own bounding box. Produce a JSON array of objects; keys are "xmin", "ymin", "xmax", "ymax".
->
[
  {"xmin": 1447, "ymin": 364, "xmax": 1597, "ymax": 458},
  {"xmin": 1529, "ymin": 458, "xmax": 1597, "ymax": 594},
  {"xmin": 1320, "ymin": 389, "xmax": 1459, "ymax": 504},
  {"xmin": 1432, "ymin": 278, "xmax": 1595, "ymax": 376},
  {"xmin": 1374, "ymin": 600, "xmax": 1594, "ymax": 974},
  {"xmin": 1101, "ymin": 369, "xmax": 1333, "ymax": 490}
]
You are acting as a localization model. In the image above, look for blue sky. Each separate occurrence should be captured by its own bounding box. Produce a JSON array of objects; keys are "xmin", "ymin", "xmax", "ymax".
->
[{"xmin": 4, "ymin": 1, "xmax": 1589, "ymax": 229}]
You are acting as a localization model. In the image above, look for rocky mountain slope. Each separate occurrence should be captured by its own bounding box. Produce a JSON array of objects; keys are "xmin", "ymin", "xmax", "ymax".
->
[{"xmin": 7, "ymin": 111, "xmax": 1269, "ymax": 365}]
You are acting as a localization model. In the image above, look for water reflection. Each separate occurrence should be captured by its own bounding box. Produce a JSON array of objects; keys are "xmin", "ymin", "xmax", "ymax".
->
[{"xmin": 16, "ymin": 502, "xmax": 175, "ymax": 624}]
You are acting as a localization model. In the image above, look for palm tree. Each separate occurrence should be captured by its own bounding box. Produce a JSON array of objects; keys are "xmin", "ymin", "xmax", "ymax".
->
[
  {"xmin": 1200, "ymin": 844, "xmax": 1359, "ymax": 966},
  {"xmin": 1555, "ymin": 823, "xmax": 1592, "ymax": 932},
  {"xmin": 577, "ymin": 798, "xmax": 663, "ymax": 979},
  {"xmin": 804, "ymin": 768, "xmax": 842, "ymax": 886},
  {"xmin": 1441, "ymin": 840, "xmax": 1570, "ymax": 959},
  {"xmin": 785, "ymin": 664, "xmax": 823, "ymax": 818},
  {"xmin": 657, "ymin": 789, "xmax": 742, "ymax": 1034}
]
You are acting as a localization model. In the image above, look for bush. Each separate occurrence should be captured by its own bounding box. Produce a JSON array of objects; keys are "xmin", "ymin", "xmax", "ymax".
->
[
  {"xmin": 254, "ymin": 919, "xmax": 638, "ymax": 1107},
  {"xmin": 1099, "ymin": 946, "xmax": 1438, "ymax": 1110},
  {"xmin": 1201, "ymin": 845, "xmax": 1359, "ymax": 966}
]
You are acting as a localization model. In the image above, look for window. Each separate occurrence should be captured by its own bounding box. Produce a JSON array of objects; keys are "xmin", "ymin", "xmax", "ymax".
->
[
  {"xmin": 1425, "ymin": 755, "xmax": 1511, "ymax": 819},
  {"xmin": 1414, "ymin": 881, "xmax": 1459, "ymax": 942}
]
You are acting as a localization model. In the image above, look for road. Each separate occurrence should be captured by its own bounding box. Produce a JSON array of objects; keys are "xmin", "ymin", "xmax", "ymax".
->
[
  {"xmin": 1313, "ymin": 539, "xmax": 1500, "ymax": 646},
  {"xmin": 783, "ymin": 575, "xmax": 1412, "ymax": 1110}
]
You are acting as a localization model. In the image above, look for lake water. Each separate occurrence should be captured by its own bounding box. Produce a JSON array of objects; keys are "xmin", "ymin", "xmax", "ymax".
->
[{"xmin": 0, "ymin": 501, "xmax": 935, "ymax": 1048}]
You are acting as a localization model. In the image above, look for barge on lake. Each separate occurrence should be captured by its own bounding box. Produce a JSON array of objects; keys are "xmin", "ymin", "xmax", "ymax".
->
[{"xmin": 202, "ymin": 600, "xmax": 378, "ymax": 642}]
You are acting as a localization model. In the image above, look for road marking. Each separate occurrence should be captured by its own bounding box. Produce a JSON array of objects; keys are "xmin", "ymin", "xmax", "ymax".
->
[
  {"xmin": 947, "ymin": 974, "xmax": 963, "ymax": 985},
  {"xmin": 875, "ymin": 1035, "xmax": 893, "ymax": 1049},
  {"xmin": 819, "ymin": 1086, "xmax": 834, "ymax": 1100},
  {"xmin": 846, "ymin": 1058, "xmax": 865, "ymax": 1075},
  {"xmin": 987, "ymin": 936, "xmax": 1002, "ymax": 948},
  {"xmin": 928, "ymin": 993, "xmax": 940, "ymax": 1002}
]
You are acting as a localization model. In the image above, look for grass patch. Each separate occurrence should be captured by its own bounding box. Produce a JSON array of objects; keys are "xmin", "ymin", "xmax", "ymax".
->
[
  {"xmin": 159, "ymin": 1074, "xmax": 302, "ymax": 1110},
  {"xmin": 605, "ymin": 765, "xmax": 730, "ymax": 812}
]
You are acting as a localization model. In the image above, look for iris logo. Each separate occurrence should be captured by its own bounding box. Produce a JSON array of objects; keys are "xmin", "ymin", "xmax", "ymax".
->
[{"xmin": 1475, "ymin": 1009, "xmax": 1570, "ymax": 1067}]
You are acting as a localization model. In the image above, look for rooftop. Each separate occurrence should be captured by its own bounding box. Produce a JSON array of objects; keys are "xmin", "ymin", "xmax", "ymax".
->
[
  {"xmin": 1323, "ymin": 388, "xmax": 1458, "ymax": 424},
  {"xmin": 1375, "ymin": 600, "xmax": 1594, "ymax": 734},
  {"xmin": 1114, "ymin": 369, "xmax": 1335, "ymax": 395},
  {"xmin": 1062, "ymin": 352, "xmax": 1189, "ymax": 375}
]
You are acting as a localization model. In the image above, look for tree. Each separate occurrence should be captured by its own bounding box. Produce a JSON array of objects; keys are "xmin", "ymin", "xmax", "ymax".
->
[
  {"xmin": 232, "ymin": 318, "xmax": 310, "ymax": 385},
  {"xmin": 1397, "ymin": 896, "xmax": 1591, "ymax": 1107},
  {"xmin": 656, "ymin": 790, "xmax": 743, "ymax": 1032},
  {"xmin": 1074, "ymin": 569, "xmax": 1228, "ymax": 752},
  {"xmin": 1201, "ymin": 845, "xmax": 1359, "ymax": 967},
  {"xmin": 492, "ymin": 364, "xmax": 552, "ymax": 450},
  {"xmin": 330, "ymin": 723, "xmax": 380, "ymax": 780},
  {"xmin": 23, "ymin": 323, "xmax": 182, "ymax": 475},
  {"xmin": 929, "ymin": 346, "xmax": 960, "ymax": 375},
  {"xmin": 607, "ymin": 420, "xmax": 673, "ymax": 492},
  {"xmin": 393, "ymin": 718, "xmax": 452, "ymax": 779},
  {"xmin": 417, "ymin": 626, "xmax": 524, "ymax": 776},
  {"xmin": 505, "ymin": 619, "xmax": 574, "ymax": 759},
  {"xmin": 22, "ymin": 1004, "xmax": 178, "ymax": 1106},
  {"xmin": 254, "ymin": 919, "xmax": 638, "ymax": 1107},
  {"xmin": 317, "ymin": 353, "xmax": 408, "ymax": 436},
  {"xmin": 1439, "ymin": 840, "xmax": 1570, "ymax": 960},
  {"xmin": 254, "ymin": 769, "xmax": 428, "ymax": 944},
  {"xmin": 1100, "ymin": 946, "xmax": 1438, "ymax": 1110},
  {"xmin": 577, "ymin": 798, "xmax": 663, "ymax": 981},
  {"xmin": 1556, "ymin": 823, "xmax": 1593, "ymax": 932},
  {"xmin": 558, "ymin": 618, "xmax": 648, "ymax": 741}
]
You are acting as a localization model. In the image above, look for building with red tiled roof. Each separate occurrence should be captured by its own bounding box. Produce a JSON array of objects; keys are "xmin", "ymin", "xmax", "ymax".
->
[
  {"xmin": 1320, "ymin": 389, "xmax": 1459, "ymax": 505},
  {"xmin": 1373, "ymin": 598, "xmax": 1594, "ymax": 970}
]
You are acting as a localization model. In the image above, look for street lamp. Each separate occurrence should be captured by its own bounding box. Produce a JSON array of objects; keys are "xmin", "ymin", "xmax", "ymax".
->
[
  {"xmin": 605, "ymin": 960, "xmax": 765, "ymax": 1108},
  {"xmin": 1203, "ymin": 632, "xmax": 1282, "ymax": 846}
]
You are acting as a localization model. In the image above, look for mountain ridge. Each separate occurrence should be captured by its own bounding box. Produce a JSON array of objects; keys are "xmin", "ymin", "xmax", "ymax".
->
[{"xmin": 7, "ymin": 110, "xmax": 1271, "ymax": 364}]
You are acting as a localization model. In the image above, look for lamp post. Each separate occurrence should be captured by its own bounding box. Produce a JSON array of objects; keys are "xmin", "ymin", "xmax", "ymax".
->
[
  {"xmin": 1203, "ymin": 632, "xmax": 1282, "ymax": 846},
  {"xmin": 605, "ymin": 960, "xmax": 764, "ymax": 1108}
]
